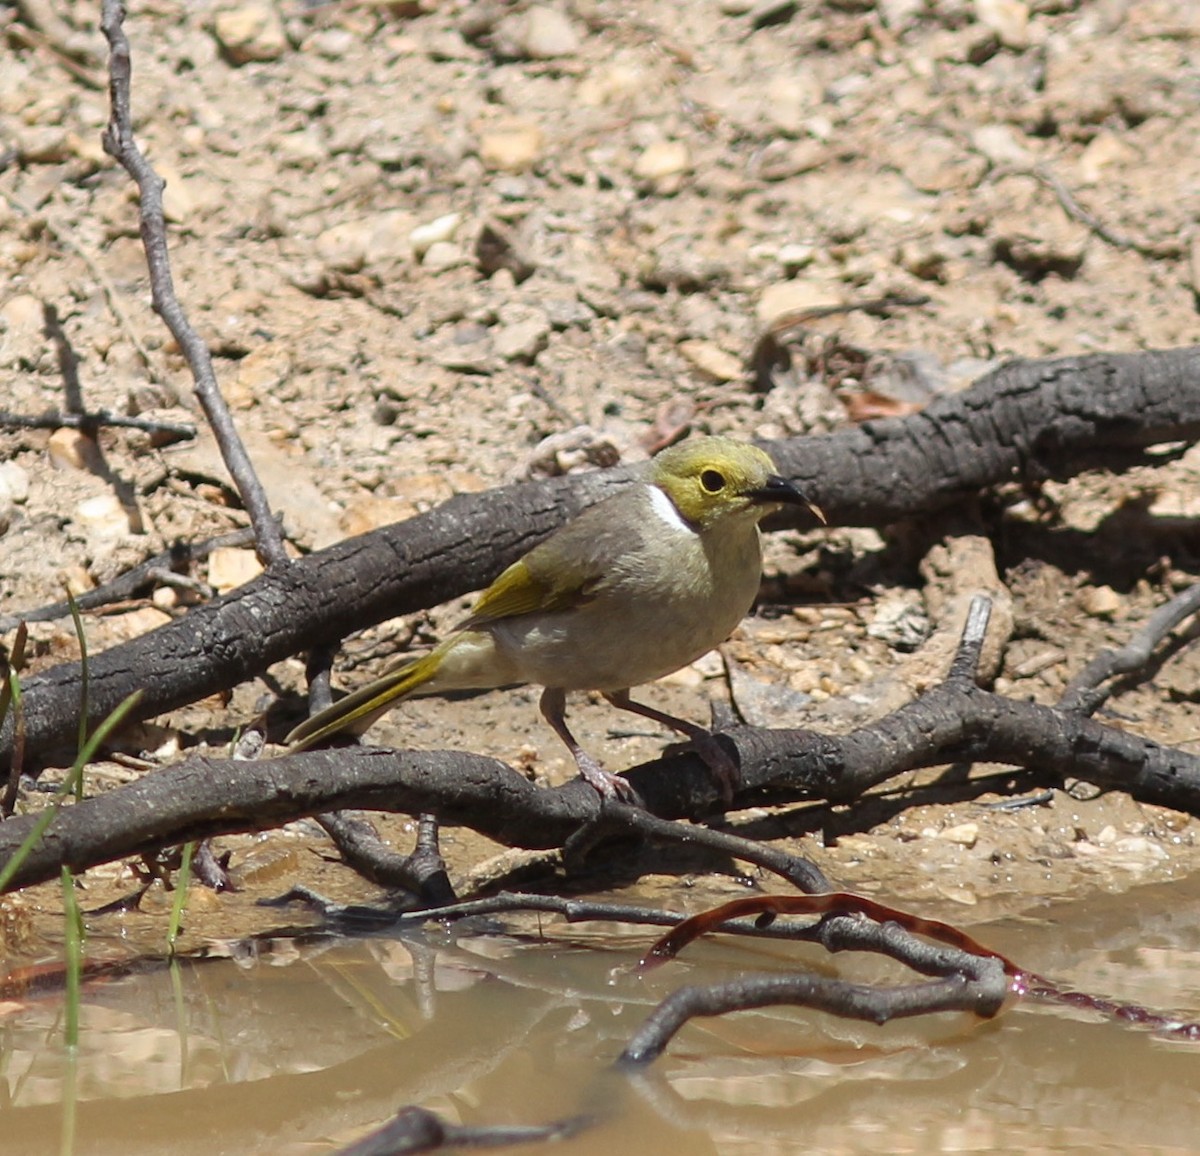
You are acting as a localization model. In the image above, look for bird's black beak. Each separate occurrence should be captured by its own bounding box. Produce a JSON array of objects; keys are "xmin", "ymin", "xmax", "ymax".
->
[{"xmin": 748, "ymin": 475, "xmax": 826, "ymax": 523}]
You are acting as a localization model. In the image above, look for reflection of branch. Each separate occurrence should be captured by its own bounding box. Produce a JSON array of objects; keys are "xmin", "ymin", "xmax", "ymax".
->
[
  {"xmin": 620, "ymin": 962, "xmax": 1007, "ymax": 1066},
  {"xmin": 99, "ymin": 0, "xmax": 287, "ymax": 569},
  {"xmin": 336, "ymin": 1106, "xmax": 586, "ymax": 1156}
]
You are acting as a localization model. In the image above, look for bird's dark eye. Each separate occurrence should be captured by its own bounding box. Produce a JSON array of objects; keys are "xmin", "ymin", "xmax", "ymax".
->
[{"xmin": 700, "ymin": 469, "xmax": 726, "ymax": 493}]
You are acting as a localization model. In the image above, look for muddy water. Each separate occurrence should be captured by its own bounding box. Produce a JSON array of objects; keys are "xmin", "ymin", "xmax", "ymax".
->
[{"xmin": 2, "ymin": 875, "xmax": 1199, "ymax": 1156}]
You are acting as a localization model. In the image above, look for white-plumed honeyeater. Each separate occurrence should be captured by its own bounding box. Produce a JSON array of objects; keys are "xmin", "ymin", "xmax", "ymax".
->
[{"xmin": 286, "ymin": 436, "xmax": 822, "ymax": 801}]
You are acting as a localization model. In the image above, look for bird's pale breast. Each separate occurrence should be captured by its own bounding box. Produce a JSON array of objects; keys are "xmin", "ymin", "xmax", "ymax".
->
[{"xmin": 488, "ymin": 485, "xmax": 764, "ymax": 690}]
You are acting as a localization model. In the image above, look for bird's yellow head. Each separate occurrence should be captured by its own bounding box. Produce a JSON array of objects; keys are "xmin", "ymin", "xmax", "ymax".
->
[{"xmin": 649, "ymin": 436, "xmax": 823, "ymax": 531}]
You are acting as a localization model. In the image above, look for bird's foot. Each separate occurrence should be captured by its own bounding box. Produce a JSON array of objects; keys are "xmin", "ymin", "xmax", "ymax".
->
[
  {"xmin": 688, "ymin": 731, "xmax": 741, "ymax": 806},
  {"xmin": 575, "ymin": 751, "xmax": 642, "ymax": 806},
  {"xmin": 601, "ymin": 691, "xmax": 740, "ymax": 806}
]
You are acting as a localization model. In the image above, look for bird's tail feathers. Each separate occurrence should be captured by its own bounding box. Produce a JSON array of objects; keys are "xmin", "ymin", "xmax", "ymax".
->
[{"xmin": 284, "ymin": 649, "xmax": 442, "ymax": 752}]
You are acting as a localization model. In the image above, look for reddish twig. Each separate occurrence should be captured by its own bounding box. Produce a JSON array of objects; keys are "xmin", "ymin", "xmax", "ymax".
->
[
  {"xmin": 634, "ymin": 892, "xmax": 1200, "ymax": 1052},
  {"xmin": 638, "ymin": 892, "xmax": 1025, "ymax": 974}
]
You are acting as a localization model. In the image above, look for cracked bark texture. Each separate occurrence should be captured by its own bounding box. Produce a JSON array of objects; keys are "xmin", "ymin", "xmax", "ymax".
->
[
  {"xmin": 3, "ymin": 672, "xmax": 1199, "ymax": 894},
  {"xmin": 3, "ymin": 345, "xmax": 1199, "ymax": 765}
]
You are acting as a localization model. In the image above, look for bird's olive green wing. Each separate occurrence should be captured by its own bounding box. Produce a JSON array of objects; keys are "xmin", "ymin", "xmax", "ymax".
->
[
  {"xmin": 462, "ymin": 502, "xmax": 628, "ymax": 626},
  {"xmin": 462, "ymin": 554, "xmax": 601, "ymax": 625}
]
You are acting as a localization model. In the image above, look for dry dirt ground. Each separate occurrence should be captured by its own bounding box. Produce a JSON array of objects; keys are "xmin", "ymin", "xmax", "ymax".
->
[{"xmin": 2, "ymin": 0, "xmax": 1200, "ymax": 943}]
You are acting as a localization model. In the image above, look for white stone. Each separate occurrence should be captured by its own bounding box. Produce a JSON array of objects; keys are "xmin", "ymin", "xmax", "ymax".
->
[
  {"xmin": 974, "ymin": 0, "xmax": 1030, "ymax": 49},
  {"xmin": 634, "ymin": 140, "xmax": 690, "ymax": 183},
  {"xmin": 76, "ymin": 493, "xmax": 134, "ymax": 540},
  {"xmin": 679, "ymin": 339, "xmax": 743, "ymax": 382},
  {"xmin": 777, "ymin": 243, "xmax": 816, "ymax": 271},
  {"xmin": 516, "ymin": 6, "xmax": 581, "ymax": 58},
  {"xmin": 409, "ymin": 212, "xmax": 462, "ymax": 258},
  {"xmin": 1081, "ymin": 585, "xmax": 1121, "ymax": 618},
  {"xmin": 0, "ymin": 294, "xmax": 45, "ymax": 368},
  {"xmin": 939, "ymin": 822, "xmax": 979, "ymax": 848},
  {"xmin": 421, "ymin": 241, "xmax": 467, "ymax": 270},
  {"xmin": 0, "ymin": 461, "xmax": 29, "ymax": 504}
]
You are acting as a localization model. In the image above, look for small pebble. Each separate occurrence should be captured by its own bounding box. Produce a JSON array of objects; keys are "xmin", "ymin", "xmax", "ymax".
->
[
  {"xmin": 493, "ymin": 316, "xmax": 550, "ymax": 362},
  {"xmin": 409, "ymin": 212, "xmax": 462, "ymax": 258},
  {"xmin": 634, "ymin": 140, "xmax": 691, "ymax": 185},
  {"xmin": 48, "ymin": 428, "xmax": 103, "ymax": 473},
  {"xmin": 76, "ymin": 493, "xmax": 134, "ymax": 541},
  {"xmin": 479, "ymin": 123, "xmax": 544, "ymax": 172},
  {"xmin": 213, "ymin": 3, "xmax": 288, "ymax": 63},
  {"xmin": 1081, "ymin": 585, "xmax": 1121, "ymax": 618},
  {"xmin": 973, "ymin": 0, "xmax": 1031, "ymax": 49},
  {"xmin": 515, "ymin": 6, "xmax": 581, "ymax": 58},
  {"xmin": 421, "ymin": 241, "xmax": 467, "ymax": 270},
  {"xmin": 0, "ymin": 462, "xmax": 29, "ymax": 505},
  {"xmin": 940, "ymin": 822, "xmax": 979, "ymax": 848},
  {"xmin": 678, "ymin": 339, "xmax": 742, "ymax": 382},
  {"xmin": 207, "ymin": 546, "xmax": 265, "ymax": 593},
  {"xmin": 0, "ymin": 294, "xmax": 46, "ymax": 368}
]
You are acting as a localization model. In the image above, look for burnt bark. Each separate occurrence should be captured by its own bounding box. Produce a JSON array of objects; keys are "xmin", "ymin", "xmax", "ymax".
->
[
  {"xmin": 3, "ymin": 650, "xmax": 1199, "ymax": 894},
  {"xmin": 4, "ymin": 345, "xmax": 1199, "ymax": 766}
]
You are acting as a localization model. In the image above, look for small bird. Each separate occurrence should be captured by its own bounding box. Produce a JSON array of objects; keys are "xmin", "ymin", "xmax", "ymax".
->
[{"xmin": 285, "ymin": 436, "xmax": 821, "ymax": 802}]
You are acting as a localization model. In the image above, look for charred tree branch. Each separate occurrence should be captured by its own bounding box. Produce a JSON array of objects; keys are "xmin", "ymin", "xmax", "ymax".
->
[
  {"xmin": 3, "ymin": 605, "xmax": 1198, "ymax": 894},
  {"xmin": 5, "ymin": 345, "xmax": 1200, "ymax": 766}
]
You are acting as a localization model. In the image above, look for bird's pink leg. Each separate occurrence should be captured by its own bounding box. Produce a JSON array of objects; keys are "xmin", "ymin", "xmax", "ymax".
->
[
  {"xmin": 604, "ymin": 689, "xmax": 739, "ymax": 804},
  {"xmin": 539, "ymin": 687, "xmax": 641, "ymax": 804}
]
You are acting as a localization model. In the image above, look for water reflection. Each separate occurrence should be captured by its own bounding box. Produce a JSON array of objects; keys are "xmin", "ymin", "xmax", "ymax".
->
[{"xmin": 1, "ymin": 872, "xmax": 1199, "ymax": 1154}]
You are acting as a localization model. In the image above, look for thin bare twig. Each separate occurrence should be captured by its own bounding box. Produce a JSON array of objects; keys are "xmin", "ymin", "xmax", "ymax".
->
[
  {"xmin": 334, "ymin": 1106, "xmax": 586, "ymax": 1156},
  {"xmin": 0, "ymin": 526, "xmax": 258, "ymax": 634},
  {"xmin": 1060, "ymin": 580, "xmax": 1200, "ymax": 715},
  {"xmin": 98, "ymin": 0, "xmax": 288, "ymax": 569},
  {"xmin": 0, "ymin": 409, "xmax": 194, "ymax": 438},
  {"xmin": 1033, "ymin": 163, "xmax": 1185, "ymax": 260},
  {"xmin": 566, "ymin": 802, "xmax": 832, "ymax": 893}
]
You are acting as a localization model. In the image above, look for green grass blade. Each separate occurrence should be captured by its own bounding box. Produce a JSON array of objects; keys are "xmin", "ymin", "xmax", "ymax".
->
[
  {"xmin": 64, "ymin": 591, "xmax": 90, "ymax": 800},
  {"xmin": 60, "ymin": 867, "xmax": 83, "ymax": 1049},
  {"xmin": 167, "ymin": 841, "xmax": 195, "ymax": 953},
  {"xmin": 0, "ymin": 621, "xmax": 27, "ymax": 736},
  {"xmin": 59, "ymin": 865, "xmax": 82, "ymax": 1156}
]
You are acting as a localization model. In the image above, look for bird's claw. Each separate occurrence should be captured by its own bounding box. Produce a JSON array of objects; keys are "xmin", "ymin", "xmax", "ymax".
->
[
  {"xmin": 689, "ymin": 732, "xmax": 741, "ymax": 806},
  {"xmin": 575, "ymin": 752, "xmax": 642, "ymax": 806}
]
